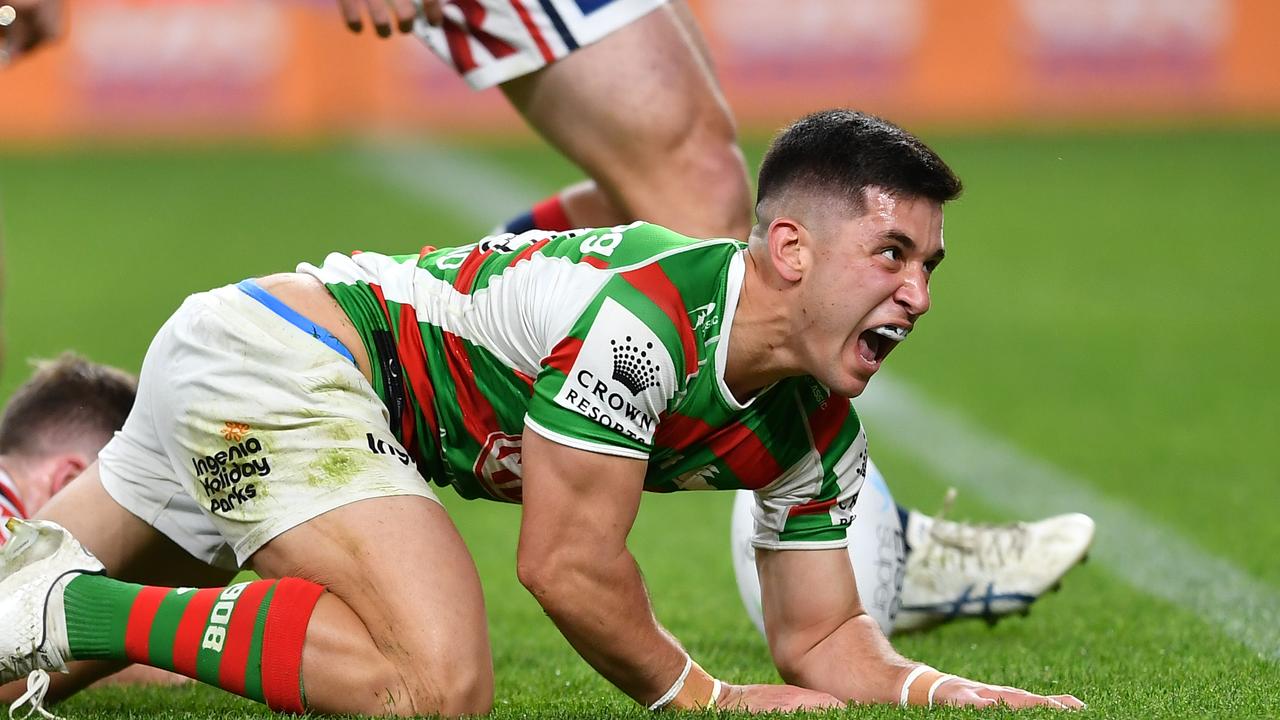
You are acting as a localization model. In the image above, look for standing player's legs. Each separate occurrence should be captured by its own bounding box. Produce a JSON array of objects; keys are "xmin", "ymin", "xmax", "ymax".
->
[{"xmin": 498, "ymin": 1, "xmax": 751, "ymax": 240}]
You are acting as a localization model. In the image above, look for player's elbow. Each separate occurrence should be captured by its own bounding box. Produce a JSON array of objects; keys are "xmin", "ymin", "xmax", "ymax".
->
[
  {"xmin": 767, "ymin": 613, "xmax": 869, "ymax": 691},
  {"xmin": 516, "ymin": 545, "xmax": 566, "ymax": 603},
  {"xmin": 769, "ymin": 642, "xmax": 815, "ymax": 687}
]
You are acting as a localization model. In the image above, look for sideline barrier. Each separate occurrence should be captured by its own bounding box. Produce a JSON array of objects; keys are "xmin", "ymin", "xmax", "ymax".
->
[{"xmin": 1, "ymin": 0, "xmax": 1277, "ymax": 142}]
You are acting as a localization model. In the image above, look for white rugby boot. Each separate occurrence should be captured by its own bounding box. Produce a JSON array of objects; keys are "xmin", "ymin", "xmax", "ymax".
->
[
  {"xmin": 1, "ymin": 519, "xmax": 104, "ymax": 719},
  {"xmin": 894, "ymin": 490, "xmax": 1095, "ymax": 633}
]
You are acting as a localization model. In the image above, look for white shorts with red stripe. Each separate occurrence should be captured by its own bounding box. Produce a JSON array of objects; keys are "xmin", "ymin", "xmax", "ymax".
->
[{"xmin": 414, "ymin": 0, "xmax": 668, "ymax": 89}]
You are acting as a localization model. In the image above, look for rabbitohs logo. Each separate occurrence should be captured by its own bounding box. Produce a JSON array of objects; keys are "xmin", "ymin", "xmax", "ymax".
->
[{"xmin": 473, "ymin": 432, "xmax": 524, "ymax": 502}]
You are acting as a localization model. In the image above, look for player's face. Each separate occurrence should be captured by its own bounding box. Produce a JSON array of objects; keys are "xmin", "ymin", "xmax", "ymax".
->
[{"xmin": 795, "ymin": 189, "xmax": 945, "ymax": 397}]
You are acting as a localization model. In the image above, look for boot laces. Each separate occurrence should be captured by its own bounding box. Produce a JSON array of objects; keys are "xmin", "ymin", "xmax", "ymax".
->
[
  {"xmin": 8, "ymin": 669, "xmax": 63, "ymax": 720},
  {"xmin": 919, "ymin": 488, "xmax": 1030, "ymax": 573}
]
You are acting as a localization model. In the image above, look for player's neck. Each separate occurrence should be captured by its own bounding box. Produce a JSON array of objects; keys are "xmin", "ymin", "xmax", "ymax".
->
[{"xmin": 722, "ymin": 251, "xmax": 804, "ymax": 400}]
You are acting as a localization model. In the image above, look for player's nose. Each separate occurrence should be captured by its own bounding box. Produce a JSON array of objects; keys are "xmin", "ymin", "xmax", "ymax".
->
[{"xmin": 895, "ymin": 269, "xmax": 931, "ymax": 318}]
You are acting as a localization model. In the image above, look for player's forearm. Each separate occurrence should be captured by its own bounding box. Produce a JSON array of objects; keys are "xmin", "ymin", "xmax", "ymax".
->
[
  {"xmin": 0, "ymin": 659, "xmax": 125, "ymax": 704},
  {"xmin": 778, "ymin": 612, "xmax": 915, "ymax": 704},
  {"xmin": 518, "ymin": 546, "xmax": 691, "ymax": 705}
]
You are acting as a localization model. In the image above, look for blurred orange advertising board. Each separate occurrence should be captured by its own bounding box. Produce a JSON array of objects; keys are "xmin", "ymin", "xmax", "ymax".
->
[
  {"xmin": 1, "ymin": 0, "xmax": 1278, "ymax": 143},
  {"xmin": 698, "ymin": 0, "xmax": 1280, "ymax": 125}
]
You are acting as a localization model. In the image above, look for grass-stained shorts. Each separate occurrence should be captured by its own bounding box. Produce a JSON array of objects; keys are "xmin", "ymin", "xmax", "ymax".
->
[{"xmin": 98, "ymin": 284, "xmax": 438, "ymax": 570}]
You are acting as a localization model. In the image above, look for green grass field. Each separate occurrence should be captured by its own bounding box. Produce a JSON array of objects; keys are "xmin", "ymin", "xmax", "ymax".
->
[{"xmin": 1, "ymin": 126, "xmax": 1278, "ymax": 718}]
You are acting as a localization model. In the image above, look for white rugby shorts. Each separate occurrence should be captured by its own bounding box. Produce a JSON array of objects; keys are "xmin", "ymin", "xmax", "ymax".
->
[
  {"xmin": 414, "ymin": 0, "xmax": 667, "ymax": 89},
  {"xmin": 98, "ymin": 284, "xmax": 438, "ymax": 570}
]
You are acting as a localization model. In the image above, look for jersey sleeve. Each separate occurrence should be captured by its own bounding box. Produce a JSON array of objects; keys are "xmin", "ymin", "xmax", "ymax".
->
[
  {"xmin": 0, "ymin": 478, "xmax": 26, "ymax": 545},
  {"xmin": 524, "ymin": 280, "xmax": 688, "ymax": 460},
  {"xmin": 751, "ymin": 397, "xmax": 869, "ymax": 550}
]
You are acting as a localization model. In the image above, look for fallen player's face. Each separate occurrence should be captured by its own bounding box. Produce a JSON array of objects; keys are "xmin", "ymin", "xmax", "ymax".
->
[{"xmin": 795, "ymin": 188, "xmax": 945, "ymax": 397}]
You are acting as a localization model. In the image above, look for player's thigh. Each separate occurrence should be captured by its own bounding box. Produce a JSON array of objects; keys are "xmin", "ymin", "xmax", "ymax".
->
[
  {"xmin": 501, "ymin": 4, "xmax": 745, "ymax": 212},
  {"xmin": 502, "ymin": 2, "xmax": 732, "ymax": 156},
  {"xmin": 249, "ymin": 494, "xmax": 493, "ymax": 714}
]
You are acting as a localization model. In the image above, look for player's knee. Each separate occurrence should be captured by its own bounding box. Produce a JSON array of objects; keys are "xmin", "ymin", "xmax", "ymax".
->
[
  {"xmin": 621, "ymin": 116, "xmax": 751, "ymax": 238},
  {"xmin": 433, "ymin": 664, "xmax": 495, "ymax": 717},
  {"xmin": 396, "ymin": 657, "xmax": 494, "ymax": 718},
  {"xmin": 341, "ymin": 663, "xmax": 491, "ymax": 717},
  {"xmin": 681, "ymin": 137, "xmax": 752, "ymax": 237}
]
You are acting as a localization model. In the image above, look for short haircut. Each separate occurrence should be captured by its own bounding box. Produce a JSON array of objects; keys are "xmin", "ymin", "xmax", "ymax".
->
[
  {"xmin": 756, "ymin": 109, "xmax": 962, "ymax": 215},
  {"xmin": 0, "ymin": 353, "xmax": 137, "ymax": 459}
]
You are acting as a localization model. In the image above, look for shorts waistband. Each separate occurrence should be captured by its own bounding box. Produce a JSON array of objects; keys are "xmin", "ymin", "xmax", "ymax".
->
[{"xmin": 236, "ymin": 279, "xmax": 356, "ymax": 365}]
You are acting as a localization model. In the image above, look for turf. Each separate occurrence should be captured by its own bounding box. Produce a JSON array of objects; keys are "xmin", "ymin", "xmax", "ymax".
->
[{"xmin": 1, "ymin": 126, "xmax": 1277, "ymax": 718}]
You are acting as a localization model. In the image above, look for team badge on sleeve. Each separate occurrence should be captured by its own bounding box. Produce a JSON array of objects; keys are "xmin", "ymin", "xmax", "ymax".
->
[{"xmin": 553, "ymin": 298, "xmax": 676, "ymax": 445}]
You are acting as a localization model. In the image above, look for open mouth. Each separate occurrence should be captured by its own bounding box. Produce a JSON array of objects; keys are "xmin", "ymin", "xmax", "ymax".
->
[{"xmin": 856, "ymin": 324, "xmax": 909, "ymax": 366}]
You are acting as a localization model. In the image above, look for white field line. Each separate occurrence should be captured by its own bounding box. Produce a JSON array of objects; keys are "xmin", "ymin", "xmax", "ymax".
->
[
  {"xmin": 859, "ymin": 375, "xmax": 1280, "ymax": 662},
  {"xmin": 349, "ymin": 139, "xmax": 1280, "ymax": 663},
  {"xmin": 348, "ymin": 136, "xmax": 545, "ymax": 231}
]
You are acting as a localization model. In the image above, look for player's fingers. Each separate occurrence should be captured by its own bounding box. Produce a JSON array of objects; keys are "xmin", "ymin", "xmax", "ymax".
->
[
  {"xmin": 1050, "ymin": 694, "xmax": 1087, "ymax": 710},
  {"xmin": 2, "ymin": 19, "xmax": 34, "ymax": 59},
  {"xmin": 386, "ymin": 0, "xmax": 416, "ymax": 32},
  {"xmin": 985, "ymin": 687, "xmax": 1069, "ymax": 710},
  {"xmin": 361, "ymin": 0, "xmax": 394, "ymax": 37},
  {"xmin": 420, "ymin": 0, "xmax": 444, "ymax": 26},
  {"xmin": 794, "ymin": 691, "xmax": 841, "ymax": 710},
  {"xmin": 935, "ymin": 684, "xmax": 997, "ymax": 709},
  {"xmin": 335, "ymin": 0, "xmax": 364, "ymax": 32}
]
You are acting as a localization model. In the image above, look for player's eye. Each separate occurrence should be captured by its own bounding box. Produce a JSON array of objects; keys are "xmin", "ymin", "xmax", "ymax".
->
[{"xmin": 879, "ymin": 247, "xmax": 902, "ymax": 262}]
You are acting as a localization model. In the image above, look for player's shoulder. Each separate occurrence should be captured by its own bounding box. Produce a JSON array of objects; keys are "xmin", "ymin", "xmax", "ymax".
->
[{"xmin": 542, "ymin": 221, "xmax": 742, "ymax": 270}]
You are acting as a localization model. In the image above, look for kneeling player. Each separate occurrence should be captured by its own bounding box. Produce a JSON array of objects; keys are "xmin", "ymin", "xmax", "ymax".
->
[{"xmin": 2, "ymin": 110, "xmax": 1084, "ymax": 715}]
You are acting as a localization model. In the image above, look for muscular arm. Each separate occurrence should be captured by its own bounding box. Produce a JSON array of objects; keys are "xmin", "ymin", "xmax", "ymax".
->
[
  {"xmin": 517, "ymin": 427, "xmax": 685, "ymax": 705},
  {"xmin": 517, "ymin": 428, "xmax": 836, "ymax": 712},
  {"xmin": 757, "ymin": 547, "xmax": 910, "ymax": 701},
  {"xmin": 758, "ymin": 547, "xmax": 1085, "ymax": 709}
]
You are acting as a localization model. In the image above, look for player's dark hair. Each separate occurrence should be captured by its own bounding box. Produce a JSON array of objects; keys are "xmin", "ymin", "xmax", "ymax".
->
[
  {"xmin": 0, "ymin": 353, "xmax": 137, "ymax": 458},
  {"xmin": 756, "ymin": 109, "xmax": 962, "ymax": 214}
]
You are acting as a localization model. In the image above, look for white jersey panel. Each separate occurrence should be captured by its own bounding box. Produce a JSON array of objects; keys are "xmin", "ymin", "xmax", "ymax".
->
[{"xmin": 301, "ymin": 250, "xmax": 615, "ymax": 377}]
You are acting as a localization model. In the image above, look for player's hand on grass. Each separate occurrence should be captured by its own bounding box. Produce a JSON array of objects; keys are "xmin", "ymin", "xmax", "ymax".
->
[
  {"xmin": 714, "ymin": 683, "xmax": 842, "ymax": 712},
  {"xmin": 335, "ymin": 0, "xmax": 434, "ymax": 37},
  {"xmin": 932, "ymin": 676, "xmax": 1085, "ymax": 710},
  {"xmin": 0, "ymin": 0, "xmax": 64, "ymax": 66}
]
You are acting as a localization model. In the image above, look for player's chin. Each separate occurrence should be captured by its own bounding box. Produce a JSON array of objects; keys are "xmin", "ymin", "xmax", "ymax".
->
[{"xmin": 824, "ymin": 368, "xmax": 873, "ymax": 398}]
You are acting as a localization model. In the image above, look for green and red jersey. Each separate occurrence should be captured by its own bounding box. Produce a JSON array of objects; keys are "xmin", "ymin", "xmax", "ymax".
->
[
  {"xmin": 0, "ymin": 469, "xmax": 26, "ymax": 544},
  {"xmin": 301, "ymin": 222, "xmax": 867, "ymax": 549}
]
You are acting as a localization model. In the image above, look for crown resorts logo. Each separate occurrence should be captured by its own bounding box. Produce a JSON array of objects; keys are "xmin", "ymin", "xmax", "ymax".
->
[{"xmin": 610, "ymin": 336, "xmax": 661, "ymax": 395}]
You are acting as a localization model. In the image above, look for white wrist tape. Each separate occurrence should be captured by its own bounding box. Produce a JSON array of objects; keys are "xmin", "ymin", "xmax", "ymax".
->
[
  {"xmin": 707, "ymin": 678, "xmax": 722, "ymax": 708},
  {"xmin": 648, "ymin": 655, "xmax": 693, "ymax": 711},
  {"xmin": 898, "ymin": 665, "xmax": 934, "ymax": 707},
  {"xmin": 926, "ymin": 674, "xmax": 954, "ymax": 707}
]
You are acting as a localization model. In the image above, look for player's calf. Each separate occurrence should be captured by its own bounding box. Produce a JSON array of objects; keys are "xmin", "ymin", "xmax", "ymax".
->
[{"xmin": 0, "ymin": 519, "xmax": 332, "ymax": 715}]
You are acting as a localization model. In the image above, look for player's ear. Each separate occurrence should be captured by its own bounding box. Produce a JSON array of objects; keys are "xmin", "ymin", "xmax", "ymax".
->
[
  {"xmin": 48, "ymin": 454, "xmax": 90, "ymax": 495},
  {"xmin": 766, "ymin": 217, "xmax": 806, "ymax": 283}
]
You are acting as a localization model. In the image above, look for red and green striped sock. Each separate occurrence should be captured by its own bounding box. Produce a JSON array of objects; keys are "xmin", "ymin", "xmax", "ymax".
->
[
  {"xmin": 61, "ymin": 575, "xmax": 324, "ymax": 712},
  {"xmin": 499, "ymin": 193, "xmax": 574, "ymax": 235}
]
